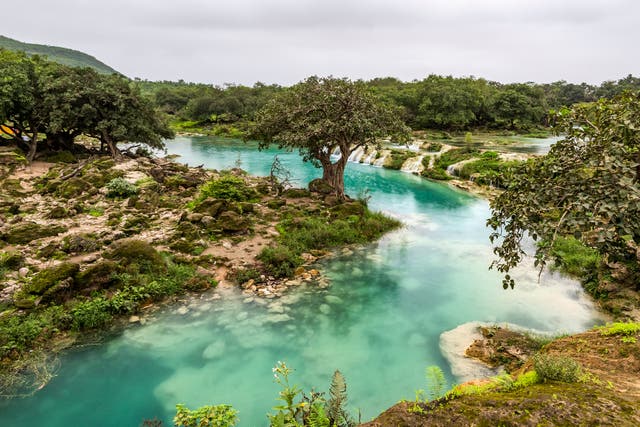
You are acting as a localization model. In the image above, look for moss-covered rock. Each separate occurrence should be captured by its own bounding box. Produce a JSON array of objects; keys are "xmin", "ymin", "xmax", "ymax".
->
[
  {"xmin": 192, "ymin": 198, "xmax": 229, "ymax": 217},
  {"xmin": 13, "ymin": 296, "xmax": 36, "ymax": 309},
  {"xmin": 266, "ymin": 199, "xmax": 286, "ymax": 210},
  {"xmin": 25, "ymin": 262, "xmax": 79, "ymax": 295},
  {"xmin": 282, "ymin": 188, "xmax": 311, "ymax": 198},
  {"xmin": 1, "ymin": 179, "xmax": 25, "ymax": 197},
  {"xmin": 75, "ymin": 260, "xmax": 119, "ymax": 290},
  {"xmin": 104, "ymin": 239, "xmax": 165, "ymax": 273},
  {"xmin": 0, "ymin": 250, "xmax": 25, "ymax": 270},
  {"xmin": 47, "ymin": 206, "xmax": 69, "ymax": 219},
  {"xmin": 58, "ymin": 177, "xmax": 95, "ymax": 198},
  {"xmin": 330, "ymin": 201, "xmax": 366, "ymax": 219},
  {"xmin": 308, "ymin": 178, "xmax": 334, "ymax": 194},
  {"xmin": 2, "ymin": 222, "xmax": 67, "ymax": 245},
  {"xmin": 61, "ymin": 233, "xmax": 102, "ymax": 254},
  {"xmin": 217, "ymin": 211, "xmax": 250, "ymax": 232}
]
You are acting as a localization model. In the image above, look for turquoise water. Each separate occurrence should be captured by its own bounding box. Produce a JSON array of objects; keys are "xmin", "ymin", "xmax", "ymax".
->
[{"xmin": 0, "ymin": 137, "xmax": 602, "ymax": 426}]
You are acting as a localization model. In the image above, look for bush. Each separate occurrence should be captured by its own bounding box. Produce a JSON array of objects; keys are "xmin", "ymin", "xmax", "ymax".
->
[
  {"xmin": 174, "ymin": 403, "xmax": 238, "ymax": 427},
  {"xmin": 258, "ymin": 245, "xmax": 302, "ymax": 278},
  {"xmin": 533, "ymin": 354, "xmax": 582, "ymax": 383},
  {"xmin": 193, "ymin": 174, "xmax": 258, "ymax": 204},
  {"xmin": 71, "ymin": 297, "xmax": 112, "ymax": 330},
  {"xmin": 105, "ymin": 178, "xmax": 138, "ymax": 198},
  {"xmin": 383, "ymin": 150, "xmax": 414, "ymax": 170},
  {"xmin": 550, "ymin": 236, "xmax": 601, "ymax": 278}
]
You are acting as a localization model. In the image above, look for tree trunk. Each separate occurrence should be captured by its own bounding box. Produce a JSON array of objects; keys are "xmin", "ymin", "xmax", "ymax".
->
[
  {"xmin": 320, "ymin": 144, "xmax": 349, "ymax": 199},
  {"xmin": 102, "ymin": 133, "xmax": 121, "ymax": 159},
  {"xmin": 26, "ymin": 131, "xmax": 38, "ymax": 163}
]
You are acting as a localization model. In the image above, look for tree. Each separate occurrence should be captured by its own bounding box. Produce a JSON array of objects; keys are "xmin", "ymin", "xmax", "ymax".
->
[
  {"xmin": 488, "ymin": 92, "xmax": 640, "ymax": 289},
  {"xmin": 0, "ymin": 49, "xmax": 49, "ymax": 161},
  {"xmin": 252, "ymin": 76, "xmax": 410, "ymax": 198},
  {"xmin": 85, "ymin": 74, "xmax": 174, "ymax": 157}
]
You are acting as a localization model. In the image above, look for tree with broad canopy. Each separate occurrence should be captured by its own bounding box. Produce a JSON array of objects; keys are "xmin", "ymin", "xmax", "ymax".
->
[
  {"xmin": 252, "ymin": 76, "xmax": 410, "ymax": 198},
  {"xmin": 488, "ymin": 92, "xmax": 640, "ymax": 289}
]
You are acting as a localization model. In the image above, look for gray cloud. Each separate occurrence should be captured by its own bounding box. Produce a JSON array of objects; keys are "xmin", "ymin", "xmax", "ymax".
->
[{"xmin": 2, "ymin": 0, "xmax": 639, "ymax": 85}]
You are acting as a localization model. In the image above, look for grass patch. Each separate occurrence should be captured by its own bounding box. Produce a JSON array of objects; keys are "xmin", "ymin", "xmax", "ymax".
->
[
  {"xmin": 383, "ymin": 150, "xmax": 414, "ymax": 170},
  {"xmin": 258, "ymin": 207, "xmax": 400, "ymax": 278}
]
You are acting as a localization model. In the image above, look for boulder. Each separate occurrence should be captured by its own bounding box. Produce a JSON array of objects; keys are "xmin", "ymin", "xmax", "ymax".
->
[
  {"xmin": 217, "ymin": 211, "xmax": 250, "ymax": 232},
  {"xmin": 2, "ymin": 222, "xmax": 67, "ymax": 245},
  {"xmin": 25, "ymin": 262, "xmax": 79, "ymax": 295},
  {"xmin": 308, "ymin": 178, "xmax": 334, "ymax": 194}
]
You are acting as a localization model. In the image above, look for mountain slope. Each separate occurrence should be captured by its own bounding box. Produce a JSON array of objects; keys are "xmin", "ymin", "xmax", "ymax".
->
[{"xmin": 0, "ymin": 35, "xmax": 119, "ymax": 75}]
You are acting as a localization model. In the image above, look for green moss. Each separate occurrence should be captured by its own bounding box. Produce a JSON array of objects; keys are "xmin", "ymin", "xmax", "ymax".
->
[
  {"xmin": 597, "ymin": 322, "xmax": 640, "ymax": 337},
  {"xmin": 25, "ymin": 262, "xmax": 79, "ymax": 295},
  {"xmin": 0, "ymin": 250, "xmax": 25, "ymax": 270},
  {"xmin": 41, "ymin": 151, "xmax": 76, "ymax": 163},
  {"xmin": 56, "ymin": 177, "xmax": 93, "ymax": 198},
  {"xmin": 259, "ymin": 208, "xmax": 400, "ymax": 278},
  {"xmin": 104, "ymin": 239, "xmax": 165, "ymax": 274},
  {"xmin": 75, "ymin": 260, "xmax": 119, "ymax": 290},
  {"xmin": 2, "ymin": 222, "xmax": 67, "ymax": 245},
  {"xmin": 61, "ymin": 233, "xmax": 102, "ymax": 254}
]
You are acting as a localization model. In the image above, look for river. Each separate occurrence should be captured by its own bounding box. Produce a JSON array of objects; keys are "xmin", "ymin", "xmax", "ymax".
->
[{"xmin": 0, "ymin": 136, "xmax": 602, "ymax": 426}]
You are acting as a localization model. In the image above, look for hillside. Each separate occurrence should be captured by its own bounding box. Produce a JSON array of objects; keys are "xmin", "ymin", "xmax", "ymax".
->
[{"xmin": 0, "ymin": 35, "xmax": 118, "ymax": 75}]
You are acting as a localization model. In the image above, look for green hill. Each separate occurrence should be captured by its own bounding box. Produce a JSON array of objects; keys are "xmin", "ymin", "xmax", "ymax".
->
[{"xmin": 0, "ymin": 35, "xmax": 119, "ymax": 75}]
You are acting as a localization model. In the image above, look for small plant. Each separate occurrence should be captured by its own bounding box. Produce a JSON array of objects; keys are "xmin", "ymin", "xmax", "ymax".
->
[
  {"xmin": 269, "ymin": 361, "xmax": 307, "ymax": 426},
  {"xmin": 106, "ymin": 177, "xmax": 139, "ymax": 198},
  {"xmin": 173, "ymin": 403, "xmax": 238, "ymax": 427},
  {"xmin": 425, "ymin": 365, "xmax": 447, "ymax": 401},
  {"xmin": 88, "ymin": 206, "xmax": 104, "ymax": 217},
  {"xmin": 597, "ymin": 322, "xmax": 640, "ymax": 337},
  {"xmin": 533, "ymin": 354, "xmax": 582, "ymax": 383}
]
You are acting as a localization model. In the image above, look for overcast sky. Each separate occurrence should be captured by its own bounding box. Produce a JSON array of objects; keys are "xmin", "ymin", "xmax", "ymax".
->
[{"xmin": 3, "ymin": 0, "xmax": 639, "ymax": 86}]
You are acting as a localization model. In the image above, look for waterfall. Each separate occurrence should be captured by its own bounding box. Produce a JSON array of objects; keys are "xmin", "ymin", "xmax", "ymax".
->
[{"xmin": 400, "ymin": 155, "xmax": 425, "ymax": 174}]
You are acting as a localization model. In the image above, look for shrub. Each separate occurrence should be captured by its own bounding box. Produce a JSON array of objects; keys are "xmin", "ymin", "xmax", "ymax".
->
[
  {"xmin": 550, "ymin": 236, "xmax": 601, "ymax": 278},
  {"xmin": 533, "ymin": 354, "xmax": 582, "ymax": 383},
  {"xmin": 173, "ymin": 403, "xmax": 238, "ymax": 427},
  {"xmin": 193, "ymin": 174, "xmax": 258, "ymax": 205},
  {"xmin": 71, "ymin": 297, "xmax": 112, "ymax": 330},
  {"xmin": 258, "ymin": 245, "xmax": 302, "ymax": 278},
  {"xmin": 597, "ymin": 322, "xmax": 640, "ymax": 337},
  {"xmin": 383, "ymin": 150, "xmax": 414, "ymax": 170},
  {"xmin": 105, "ymin": 177, "xmax": 138, "ymax": 198}
]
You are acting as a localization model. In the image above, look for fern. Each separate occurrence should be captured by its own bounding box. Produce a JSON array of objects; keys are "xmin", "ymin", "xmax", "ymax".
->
[
  {"xmin": 307, "ymin": 404, "xmax": 330, "ymax": 427},
  {"xmin": 326, "ymin": 370, "xmax": 356, "ymax": 427},
  {"xmin": 425, "ymin": 366, "xmax": 447, "ymax": 401}
]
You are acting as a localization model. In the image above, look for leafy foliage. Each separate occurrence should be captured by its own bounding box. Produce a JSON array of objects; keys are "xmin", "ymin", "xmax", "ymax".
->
[
  {"xmin": 105, "ymin": 178, "xmax": 139, "ymax": 198},
  {"xmin": 533, "ymin": 354, "xmax": 583, "ymax": 383},
  {"xmin": 488, "ymin": 93, "xmax": 640, "ymax": 288},
  {"xmin": 252, "ymin": 76, "xmax": 410, "ymax": 197},
  {"xmin": 259, "ymin": 210, "xmax": 400, "ymax": 278},
  {"xmin": 192, "ymin": 174, "xmax": 258, "ymax": 204},
  {"xmin": 173, "ymin": 403, "xmax": 238, "ymax": 427},
  {"xmin": 424, "ymin": 365, "xmax": 447, "ymax": 401}
]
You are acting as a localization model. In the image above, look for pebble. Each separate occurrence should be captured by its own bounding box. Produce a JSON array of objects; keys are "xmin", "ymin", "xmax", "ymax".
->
[
  {"xmin": 177, "ymin": 306, "xmax": 189, "ymax": 315},
  {"xmin": 129, "ymin": 315, "xmax": 141, "ymax": 323},
  {"xmin": 18, "ymin": 267, "xmax": 29, "ymax": 278},
  {"xmin": 319, "ymin": 304, "xmax": 331, "ymax": 314}
]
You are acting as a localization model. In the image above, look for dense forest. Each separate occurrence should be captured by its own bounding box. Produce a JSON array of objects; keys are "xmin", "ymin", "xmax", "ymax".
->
[{"xmin": 135, "ymin": 73, "xmax": 640, "ymax": 135}]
